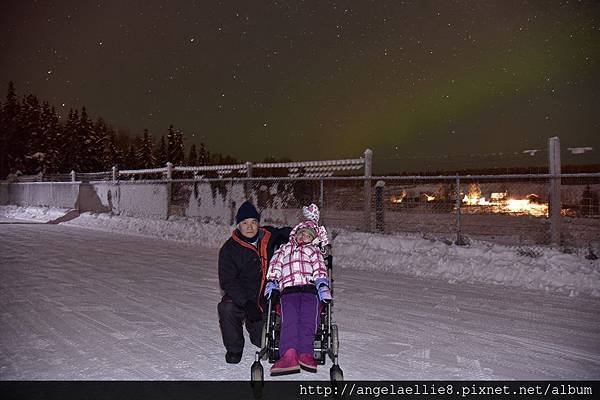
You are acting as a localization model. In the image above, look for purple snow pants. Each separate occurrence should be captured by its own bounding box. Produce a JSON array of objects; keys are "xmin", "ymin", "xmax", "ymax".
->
[{"xmin": 278, "ymin": 291, "xmax": 320, "ymax": 357}]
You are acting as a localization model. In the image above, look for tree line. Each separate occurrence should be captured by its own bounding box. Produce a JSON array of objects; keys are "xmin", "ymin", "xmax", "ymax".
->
[{"xmin": 0, "ymin": 81, "xmax": 240, "ymax": 179}]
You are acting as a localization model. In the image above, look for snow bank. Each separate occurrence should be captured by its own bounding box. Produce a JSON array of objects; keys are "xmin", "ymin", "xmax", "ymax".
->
[
  {"xmin": 0, "ymin": 205, "xmax": 68, "ymax": 222},
  {"xmin": 67, "ymin": 212, "xmax": 232, "ymax": 249},
  {"xmin": 0, "ymin": 205, "xmax": 231, "ymax": 248},
  {"xmin": 332, "ymin": 230, "xmax": 600, "ymax": 298},
  {"xmin": 1, "ymin": 205, "xmax": 599, "ymax": 298}
]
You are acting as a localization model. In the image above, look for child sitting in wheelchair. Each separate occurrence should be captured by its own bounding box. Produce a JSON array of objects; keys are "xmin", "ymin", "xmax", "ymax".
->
[{"xmin": 263, "ymin": 204, "xmax": 332, "ymax": 375}]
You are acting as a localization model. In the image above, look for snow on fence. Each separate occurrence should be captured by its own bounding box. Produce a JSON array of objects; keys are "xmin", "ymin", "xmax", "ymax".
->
[
  {"xmin": 2, "ymin": 143, "xmax": 599, "ymax": 251},
  {"xmin": 2, "ymin": 173, "xmax": 598, "ymax": 252},
  {"xmin": 164, "ymin": 173, "xmax": 599, "ymax": 249}
]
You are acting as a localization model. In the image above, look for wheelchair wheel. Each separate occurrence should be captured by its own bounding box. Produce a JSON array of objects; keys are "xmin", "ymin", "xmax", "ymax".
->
[
  {"xmin": 330, "ymin": 324, "xmax": 339, "ymax": 355},
  {"xmin": 260, "ymin": 322, "xmax": 269, "ymax": 360},
  {"xmin": 250, "ymin": 361, "xmax": 264, "ymax": 398},
  {"xmin": 330, "ymin": 364, "xmax": 344, "ymax": 382}
]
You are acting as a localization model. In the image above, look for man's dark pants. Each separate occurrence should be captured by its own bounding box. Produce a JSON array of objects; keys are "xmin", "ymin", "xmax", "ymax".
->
[{"xmin": 218, "ymin": 299, "xmax": 263, "ymax": 354}]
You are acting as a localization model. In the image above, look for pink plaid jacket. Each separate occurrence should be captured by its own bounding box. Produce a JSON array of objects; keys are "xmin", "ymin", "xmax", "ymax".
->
[{"xmin": 266, "ymin": 241, "xmax": 328, "ymax": 290}]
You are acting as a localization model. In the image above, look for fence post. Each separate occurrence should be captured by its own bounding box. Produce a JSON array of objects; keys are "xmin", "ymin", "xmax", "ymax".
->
[
  {"xmin": 363, "ymin": 148, "xmax": 373, "ymax": 232},
  {"xmin": 71, "ymin": 170, "xmax": 76, "ymax": 182},
  {"xmin": 166, "ymin": 162, "xmax": 173, "ymax": 219},
  {"xmin": 245, "ymin": 161, "xmax": 253, "ymax": 199},
  {"xmin": 166, "ymin": 162, "xmax": 173, "ymax": 180},
  {"xmin": 548, "ymin": 136, "xmax": 562, "ymax": 245},
  {"xmin": 229, "ymin": 179, "xmax": 236, "ymax": 225},
  {"xmin": 455, "ymin": 174, "xmax": 467, "ymax": 245},
  {"xmin": 111, "ymin": 166, "xmax": 119, "ymax": 215},
  {"xmin": 50, "ymin": 176, "xmax": 54, "ymax": 204},
  {"xmin": 375, "ymin": 180, "xmax": 385, "ymax": 232},
  {"xmin": 319, "ymin": 178, "xmax": 324, "ymax": 208}
]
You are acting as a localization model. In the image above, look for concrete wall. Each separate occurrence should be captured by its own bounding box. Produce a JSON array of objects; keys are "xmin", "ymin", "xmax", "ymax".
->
[
  {"xmin": 83, "ymin": 183, "xmax": 118, "ymax": 213},
  {"xmin": 178, "ymin": 181, "xmax": 301, "ymax": 226},
  {"xmin": 0, "ymin": 183, "xmax": 8, "ymax": 205},
  {"xmin": 116, "ymin": 182, "xmax": 169, "ymax": 219},
  {"xmin": 183, "ymin": 181, "xmax": 233, "ymax": 224},
  {"xmin": 5, "ymin": 183, "xmax": 79, "ymax": 208},
  {"xmin": 4, "ymin": 180, "xmax": 596, "ymax": 231},
  {"xmin": 1, "ymin": 182, "xmax": 168, "ymax": 219}
]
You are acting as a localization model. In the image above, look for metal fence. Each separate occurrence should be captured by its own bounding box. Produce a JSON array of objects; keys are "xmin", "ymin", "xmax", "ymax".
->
[
  {"xmin": 364, "ymin": 174, "xmax": 599, "ymax": 252},
  {"xmin": 5, "ymin": 143, "xmax": 599, "ymax": 254},
  {"xmin": 164, "ymin": 173, "xmax": 599, "ymax": 254}
]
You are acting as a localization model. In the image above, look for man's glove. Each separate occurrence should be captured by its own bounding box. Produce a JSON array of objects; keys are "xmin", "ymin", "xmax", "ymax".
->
[
  {"xmin": 244, "ymin": 300, "xmax": 263, "ymax": 322},
  {"xmin": 315, "ymin": 278, "xmax": 332, "ymax": 303},
  {"xmin": 264, "ymin": 280, "xmax": 279, "ymax": 300}
]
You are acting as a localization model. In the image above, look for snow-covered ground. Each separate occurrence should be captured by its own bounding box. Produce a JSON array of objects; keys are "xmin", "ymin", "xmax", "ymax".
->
[
  {"xmin": 1, "ymin": 205, "xmax": 599, "ymax": 380},
  {"xmin": 2, "ymin": 205, "xmax": 599, "ymax": 298}
]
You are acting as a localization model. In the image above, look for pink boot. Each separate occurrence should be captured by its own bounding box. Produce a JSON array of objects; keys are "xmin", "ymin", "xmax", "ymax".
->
[
  {"xmin": 298, "ymin": 352, "xmax": 317, "ymax": 373},
  {"xmin": 270, "ymin": 348, "xmax": 300, "ymax": 375}
]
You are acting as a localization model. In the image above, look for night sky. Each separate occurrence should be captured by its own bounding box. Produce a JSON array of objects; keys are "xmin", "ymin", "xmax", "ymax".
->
[{"xmin": 1, "ymin": 0, "xmax": 599, "ymax": 172}]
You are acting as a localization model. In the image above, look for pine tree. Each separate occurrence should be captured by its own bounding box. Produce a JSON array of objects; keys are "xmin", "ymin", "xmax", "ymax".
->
[
  {"xmin": 103, "ymin": 127, "xmax": 124, "ymax": 170},
  {"xmin": 1, "ymin": 82, "xmax": 22, "ymax": 177},
  {"xmin": 187, "ymin": 144, "xmax": 198, "ymax": 166},
  {"xmin": 136, "ymin": 129, "xmax": 155, "ymax": 168},
  {"xmin": 222, "ymin": 154, "xmax": 238, "ymax": 164},
  {"xmin": 59, "ymin": 109, "xmax": 79, "ymax": 172},
  {"xmin": 198, "ymin": 142, "xmax": 208, "ymax": 166},
  {"xmin": 154, "ymin": 135, "xmax": 168, "ymax": 166},
  {"xmin": 115, "ymin": 128, "xmax": 132, "ymax": 162},
  {"xmin": 174, "ymin": 128, "xmax": 185, "ymax": 165},
  {"xmin": 77, "ymin": 107, "xmax": 97, "ymax": 172},
  {"xmin": 16, "ymin": 94, "xmax": 43, "ymax": 174},
  {"xmin": 125, "ymin": 142, "xmax": 138, "ymax": 169},
  {"xmin": 87, "ymin": 114, "xmax": 106, "ymax": 172},
  {"xmin": 93, "ymin": 118, "xmax": 109, "ymax": 171},
  {"xmin": 40, "ymin": 103, "xmax": 61, "ymax": 173},
  {"xmin": 0, "ymin": 81, "xmax": 251, "ymax": 177},
  {"xmin": 167, "ymin": 125, "xmax": 175, "ymax": 163},
  {"xmin": 167, "ymin": 124, "xmax": 185, "ymax": 165}
]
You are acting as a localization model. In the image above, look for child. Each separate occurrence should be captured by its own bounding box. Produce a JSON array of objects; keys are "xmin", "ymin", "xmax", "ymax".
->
[{"xmin": 263, "ymin": 204, "xmax": 332, "ymax": 375}]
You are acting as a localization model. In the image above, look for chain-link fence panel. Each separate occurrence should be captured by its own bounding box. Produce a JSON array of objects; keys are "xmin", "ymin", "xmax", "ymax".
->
[
  {"xmin": 170, "ymin": 179, "xmax": 235, "ymax": 224},
  {"xmin": 455, "ymin": 177, "xmax": 552, "ymax": 251},
  {"xmin": 366, "ymin": 175, "xmax": 599, "ymax": 255},
  {"xmin": 320, "ymin": 179, "xmax": 367, "ymax": 232},
  {"xmin": 43, "ymin": 173, "xmax": 73, "ymax": 182},
  {"xmin": 169, "ymin": 178, "xmax": 324, "ymax": 226},
  {"xmin": 559, "ymin": 175, "xmax": 600, "ymax": 256},
  {"xmin": 365, "ymin": 177, "xmax": 457, "ymax": 242},
  {"xmin": 77, "ymin": 171, "xmax": 113, "ymax": 182},
  {"xmin": 163, "ymin": 175, "xmax": 599, "ymax": 254},
  {"xmin": 251, "ymin": 179, "xmax": 322, "ymax": 226}
]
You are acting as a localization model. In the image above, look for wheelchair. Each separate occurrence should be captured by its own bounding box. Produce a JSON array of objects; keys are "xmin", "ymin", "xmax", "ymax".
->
[{"xmin": 250, "ymin": 249, "xmax": 343, "ymax": 393}]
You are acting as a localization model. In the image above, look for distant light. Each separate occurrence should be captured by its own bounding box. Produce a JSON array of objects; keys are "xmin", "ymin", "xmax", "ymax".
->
[
  {"xmin": 523, "ymin": 149, "xmax": 539, "ymax": 156},
  {"xmin": 567, "ymin": 147, "xmax": 593, "ymax": 154}
]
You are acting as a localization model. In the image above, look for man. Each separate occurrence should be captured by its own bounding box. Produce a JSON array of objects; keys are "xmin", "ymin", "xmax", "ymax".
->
[{"xmin": 217, "ymin": 201, "xmax": 291, "ymax": 364}]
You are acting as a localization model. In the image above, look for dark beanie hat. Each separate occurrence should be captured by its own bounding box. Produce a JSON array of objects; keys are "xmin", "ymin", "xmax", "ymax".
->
[{"xmin": 236, "ymin": 201, "xmax": 260, "ymax": 225}]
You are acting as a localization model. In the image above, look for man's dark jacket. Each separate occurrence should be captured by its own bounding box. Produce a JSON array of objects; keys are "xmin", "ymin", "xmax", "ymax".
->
[{"xmin": 218, "ymin": 226, "xmax": 291, "ymax": 309}]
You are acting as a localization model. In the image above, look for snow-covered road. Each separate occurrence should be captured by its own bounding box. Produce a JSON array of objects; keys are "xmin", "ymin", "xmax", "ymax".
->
[{"xmin": 1, "ymin": 218, "xmax": 599, "ymax": 380}]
